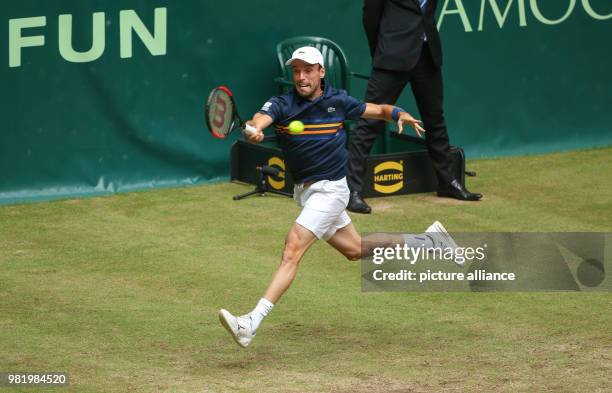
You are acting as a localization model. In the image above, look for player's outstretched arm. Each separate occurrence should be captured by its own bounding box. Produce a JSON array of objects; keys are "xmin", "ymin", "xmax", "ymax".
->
[
  {"xmin": 362, "ymin": 103, "xmax": 426, "ymax": 137},
  {"xmin": 245, "ymin": 113, "xmax": 274, "ymax": 143}
]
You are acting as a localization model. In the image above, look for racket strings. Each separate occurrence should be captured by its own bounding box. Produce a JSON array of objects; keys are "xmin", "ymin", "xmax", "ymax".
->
[{"xmin": 207, "ymin": 90, "xmax": 235, "ymax": 136}]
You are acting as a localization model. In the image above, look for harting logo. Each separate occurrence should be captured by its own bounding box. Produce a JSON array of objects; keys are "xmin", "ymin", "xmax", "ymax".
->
[
  {"xmin": 267, "ymin": 156, "xmax": 286, "ymax": 190},
  {"xmin": 373, "ymin": 161, "xmax": 404, "ymax": 194}
]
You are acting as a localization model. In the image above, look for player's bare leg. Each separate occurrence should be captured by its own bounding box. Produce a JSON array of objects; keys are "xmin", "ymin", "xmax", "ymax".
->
[
  {"xmin": 327, "ymin": 223, "xmax": 415, "ymax": 260},
  {"xmin": 325, "ymin": 222, "xmax": 361, "ymax": 260},
  {"xmin": 219, "ymin": 222, "xmax": 316, "ymax": 347},
  {"xmin": 263, "ymin": 222, "xmax": 318, "ymax": 303},
  {"xmin": 327, "ymin": 221, "xmax": 459, "ymax": 262}
]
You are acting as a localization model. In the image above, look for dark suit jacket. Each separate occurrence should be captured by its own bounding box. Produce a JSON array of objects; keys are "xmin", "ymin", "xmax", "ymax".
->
[{"xmin": 363, "ymin": 0, "xmax": 442, "ymax": 71}]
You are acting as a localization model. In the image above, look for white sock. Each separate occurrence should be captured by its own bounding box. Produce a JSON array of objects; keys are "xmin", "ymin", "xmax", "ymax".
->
[
  {"xmin": 249, "ymin": 298, "xmax": 274, "ymax": 332},
  {"xmin": 403, "ymin": 233, "xmax": 434, "ymax": 249}
]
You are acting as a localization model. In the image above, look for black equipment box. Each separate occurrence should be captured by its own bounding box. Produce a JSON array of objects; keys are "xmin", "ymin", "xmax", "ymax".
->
[{"xmin": 231, "ymin": 132, "xmax": 465, "ymax": 198}]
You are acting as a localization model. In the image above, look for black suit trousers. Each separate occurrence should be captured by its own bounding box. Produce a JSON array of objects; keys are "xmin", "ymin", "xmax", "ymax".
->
[{"xmin": 347, "ymin": 44, "xmax": 453, "ymax": 193}]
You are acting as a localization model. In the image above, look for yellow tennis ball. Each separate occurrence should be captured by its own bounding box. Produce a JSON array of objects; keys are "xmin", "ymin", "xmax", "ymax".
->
[{"xmin": 288, "ymin": 120, "xmax": 304, "ymax": 134}]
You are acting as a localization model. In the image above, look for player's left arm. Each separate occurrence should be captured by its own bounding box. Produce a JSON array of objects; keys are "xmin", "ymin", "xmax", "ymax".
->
[{"xmin": 361, "ymin": 103, "xmax": 426, "ymax": 137}]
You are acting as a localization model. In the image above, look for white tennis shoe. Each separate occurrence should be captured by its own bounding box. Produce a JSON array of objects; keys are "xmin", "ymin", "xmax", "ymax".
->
[
  {"xmin": 218, "ymin": 309, "xmax": 255, "ymax": 348},
  {"xmin": 426, "ymin": 221, "xmax": 462, "ymax": 265}
]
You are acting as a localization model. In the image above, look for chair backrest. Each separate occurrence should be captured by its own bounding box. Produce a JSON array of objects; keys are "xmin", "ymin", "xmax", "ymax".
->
[{"xmin": 276, "ymin": 36, "xmax": 351, "ymax": 93}]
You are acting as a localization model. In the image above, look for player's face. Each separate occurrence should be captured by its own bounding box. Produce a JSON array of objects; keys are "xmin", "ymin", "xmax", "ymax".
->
[{"xmin": 291, "ymin": 60, "xmax": 325, "ymax": 100}]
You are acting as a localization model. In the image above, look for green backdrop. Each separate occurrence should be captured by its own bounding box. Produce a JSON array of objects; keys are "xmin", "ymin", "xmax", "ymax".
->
[{"xmin": 1, "ymin": 0, "xmax": 611, "ymax": 204}]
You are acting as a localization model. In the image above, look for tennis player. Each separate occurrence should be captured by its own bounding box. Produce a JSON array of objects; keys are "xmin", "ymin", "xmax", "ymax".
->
[{"xmin": 219, "ymin": 46, "xmax": 458, "ymax": 347}]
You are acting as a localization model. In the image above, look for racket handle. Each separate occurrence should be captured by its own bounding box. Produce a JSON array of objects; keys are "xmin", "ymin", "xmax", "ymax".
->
[{"xmin": 243, "ymin": 124, "xmax": 258, "ymax": 136}]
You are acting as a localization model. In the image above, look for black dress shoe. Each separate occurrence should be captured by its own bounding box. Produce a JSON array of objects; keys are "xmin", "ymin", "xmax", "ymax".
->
[
  {"xmin": 437, "ymin": 179, "xmax": 482, "ymax": 201},
  {"xmin": 347, "ymin": 191, "xmax": 372, "ymax": 213}
]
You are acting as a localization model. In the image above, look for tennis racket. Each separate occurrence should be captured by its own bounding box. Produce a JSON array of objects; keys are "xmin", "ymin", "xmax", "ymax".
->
[{"xmin": 205, "ymin": 86, "xmax": 257, "ymax": 138}]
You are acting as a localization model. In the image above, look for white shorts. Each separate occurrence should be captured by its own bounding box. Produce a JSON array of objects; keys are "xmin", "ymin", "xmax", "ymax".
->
[{"xmin": 294, "ymin": 177, "xmax": 352, "ymax": 241}]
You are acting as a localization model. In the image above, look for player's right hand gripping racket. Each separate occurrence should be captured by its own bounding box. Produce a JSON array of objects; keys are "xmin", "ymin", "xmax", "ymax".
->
[{"xmin": 205, "ymin": 86, "xmax": 258, "ymax": 139}]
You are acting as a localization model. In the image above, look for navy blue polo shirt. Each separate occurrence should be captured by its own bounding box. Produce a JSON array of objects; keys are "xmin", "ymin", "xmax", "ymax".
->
[{"xmin": 258, "ymin": 81, "xmax": 366, "ymax": 184}]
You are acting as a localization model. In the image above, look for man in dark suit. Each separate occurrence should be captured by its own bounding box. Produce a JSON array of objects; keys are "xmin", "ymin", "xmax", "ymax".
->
[{"xmin": 347, "ymin": 0, "xmax": 482, "ymax": 213}]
